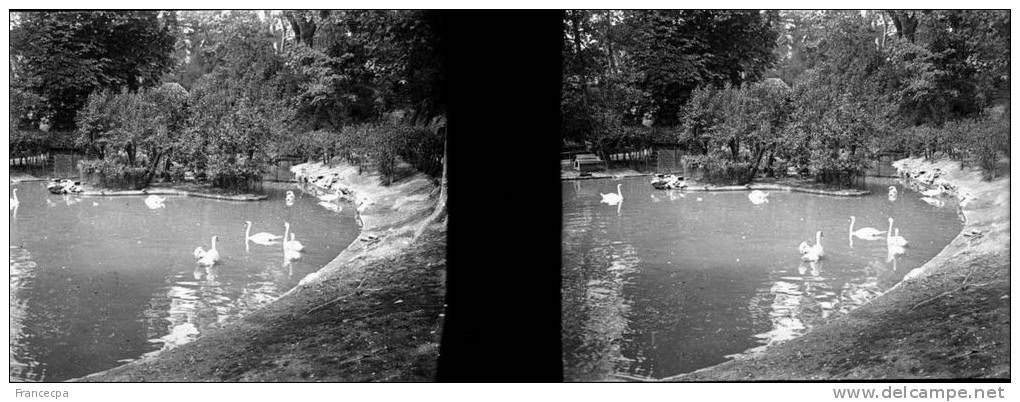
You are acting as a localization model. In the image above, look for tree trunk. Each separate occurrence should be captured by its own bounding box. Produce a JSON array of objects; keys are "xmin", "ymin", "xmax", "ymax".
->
[
  {"xmin": 743, "ymin": 145, "xmax": 768, "ymax": 185},
  {"xmin": 126, "ymin": 142, "xmax": 136, "ymax": 166},
  {"xmin": 141, "ymin": 151, "xmax": 163, "ymax": 188},
  {"xmin": 284, "ymin": 11, "xmax": 317, "ymax": 47},
  {"xmin": 887, "ymin": 11, "xmax": 919, "ymax": 43}
]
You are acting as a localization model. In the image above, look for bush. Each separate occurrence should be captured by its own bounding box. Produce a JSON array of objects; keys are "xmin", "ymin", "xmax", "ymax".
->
[
  {"xmin": 206, "ymin": 154, "xmax": 263, "ymax": 192},
  {"xmin": 78, "ymin": 159, "xmax": 149, "ymax": 190},
  {"xmin": 681, "ymin": 154, "xmax": 753, "ymax": 185},
  {"xmin": 887, "ymin": 113, "xmax": 1009, "ymax": 179}
]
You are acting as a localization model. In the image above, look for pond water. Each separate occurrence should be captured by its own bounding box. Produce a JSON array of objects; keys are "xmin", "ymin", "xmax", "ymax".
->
[
  {"xmin": 562, "ymin": 177, "xmax": 962, "ymax": 381},
  {"xmin": 9, "ymin": 182, "xmax": 359, "ymax": 382}
]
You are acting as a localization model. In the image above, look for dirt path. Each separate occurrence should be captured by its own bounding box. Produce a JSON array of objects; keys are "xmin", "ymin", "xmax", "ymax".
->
[
  {"xmin": 666, "ymin": 158, "xmax": 1009, "ymax": 380},
  {"xmin": 78, "ymin": 161, "xmax": 447, "ymax": 382}
]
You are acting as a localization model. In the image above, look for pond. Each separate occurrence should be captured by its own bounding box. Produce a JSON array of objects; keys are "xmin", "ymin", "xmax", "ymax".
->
[
  {"xmin": 562, "ymin": 177, "xmax": 962, "ymax": 381},
  {"xmin": 9, "ymin": 182, "xmax": 359, "ymax": 382}
]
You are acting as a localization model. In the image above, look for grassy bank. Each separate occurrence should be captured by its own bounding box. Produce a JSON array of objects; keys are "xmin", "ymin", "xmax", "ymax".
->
[
  {"xmin": 78, "ymin": 161, "xmax": 447, "ymax": 381},
  {"xmin": 666, "ymin": 157, "xmax": 1009, "ymax": 380}
]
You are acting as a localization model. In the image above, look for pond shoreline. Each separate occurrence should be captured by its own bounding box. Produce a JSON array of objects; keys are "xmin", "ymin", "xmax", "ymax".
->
[
  {"xmin": 79, "ymin": 187, "xmax": 268, "ymax": 201},
  {"xmin": 73, "ymin": 161, "xmax": 447, "ymax": 382},
  {"xmin": 663, "ymin": 157, "xmax": 1009, "ymax": 380},
  {"xmin": 564, "ymin": 172, "xmax": 871, "ymax": 197}
]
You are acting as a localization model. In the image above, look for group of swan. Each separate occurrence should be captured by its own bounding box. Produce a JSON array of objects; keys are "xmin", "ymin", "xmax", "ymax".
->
[
  {"xmin": 799, "ymin": 216, "xmax": 910, "ymax": 262},
  {"xmin": 604, "ymin": 183, "xmax": 773, "ymax": 208},
  {"xmin": 195, "ymin": 221, "xmax": 307, "ymax": 267}
]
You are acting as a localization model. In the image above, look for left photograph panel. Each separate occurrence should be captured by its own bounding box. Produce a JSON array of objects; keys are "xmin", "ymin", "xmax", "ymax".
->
[{"xmin": 9, "ymin": 10, "xmax": 448, "ymax": 382}]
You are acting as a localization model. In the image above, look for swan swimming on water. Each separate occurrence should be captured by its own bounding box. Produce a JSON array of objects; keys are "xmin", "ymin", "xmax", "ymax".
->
[
  {"xmin": 888, "ymin": 186, "xmax": 898, "ymax": 201},
  {"xmin": 10, "ymin": 189, "xmax": 19, "ymax": 210},
  {"xmin": 195, "ymin": 236, "xmax": 220, "ymax": 267},
  {"xmin": 285, "ymin": 191, "xmax": 296, "ymax": 206},
  {"xmin": 748, "ymin": 190, "xmax": 769, "ymax": 205},
  {"xmin": 283, "ymin": 223, "xmax": 303, "ymax": 261},
  {"xmin": 849, "ymin": 216, "xmax": 886, "ymax": 240},
  {"xmin": 600, "ymin": 184, "xmax": 623, "ymax": 205},
  {"xmin": 285, "ymin": 232, "xmax": 305, "ymax": 252},
  {"xmin": 799, "ymin": 231, "xmax": 824, "ymax": 262},
  {"xmin": 244, "ymin": 221, "xmax": 282, "ymax": 245},
  {"xmin": 144, "ymin": 195, "xmax": 167, "ymax": 209},
  {"xmin": 886, "ymin": 218, "xmax": 909, "ymax": 247}
]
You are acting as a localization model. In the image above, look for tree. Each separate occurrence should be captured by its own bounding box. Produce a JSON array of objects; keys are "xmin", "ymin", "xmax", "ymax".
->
[
  {"xmin": 10, "ymin": 11, "xmax": 177, "ymax": 130},
  {"xmin": 626, "ymin": 10, "xmax": 780, "ymax": 126}
]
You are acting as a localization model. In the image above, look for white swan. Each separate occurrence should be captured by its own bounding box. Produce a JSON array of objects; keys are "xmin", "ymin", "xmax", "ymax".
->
[
  {"xmin": 600, "ymin": 184, "xmax": 623, "ymax": 205},
  {"xmin": 283, "ymin": 223, "xmax": 302, "ymax": 261},
  {"xmin": 920, "ymin": 197, "xmax": 945, "ymax": 208},
  {"xmin": 10, "ymin": 188, "xmax": 19, "ymax": 210},
  {"xmin": 285, "ymin": 191, "xmax": 296, "ymax": 206},
  {"xmin": 888, "ymin": 186, "xmax": 898, "ymax": 201},
  {"xmin": 886, "ymin": 218, "xmax": 908, "ymax": 247},
  {"xmin": 849, "ymin": 216, "xmax": 886, "ymax": 240},
  {"xmin": 799, "ymin": 231, "xmax": 824, "ymax": 262},
  {"xmin": 196, "ymin": 236, "xmax": 220, "ymax": 266},
  {"xmin": 144, "ymin": 195, "xmax": 167, "ymax": 209},
  {"xmin": 285, "ymin": 232, "xmax": 305, "ymax": 252},
  {"xmin": 244, "ymin": 221, "xmax": 282, "ymax": 245},
  {"xmin": 748, "ymin": 190, "xmax": 769, "ymax": 205}
]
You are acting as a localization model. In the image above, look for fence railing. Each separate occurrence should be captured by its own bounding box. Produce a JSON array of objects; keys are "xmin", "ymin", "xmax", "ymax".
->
[{"xmin": 9, "ymin": 152, "xmax": 87, "ymax": 179}]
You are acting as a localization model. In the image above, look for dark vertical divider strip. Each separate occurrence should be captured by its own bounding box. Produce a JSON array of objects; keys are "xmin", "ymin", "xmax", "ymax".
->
[{"xmin": 436, "ymin": 10, "xmax": 564, "ymax": 382}]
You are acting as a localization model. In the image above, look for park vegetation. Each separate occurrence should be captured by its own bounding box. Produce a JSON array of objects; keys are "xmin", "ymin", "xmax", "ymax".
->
[
  {"xmin": 10, "ymin": 10, "xmax": 446, "ymax": 190},
  {"xmin": 562, "ymin": 10, "xmax": 1010, "ymax": 184}
]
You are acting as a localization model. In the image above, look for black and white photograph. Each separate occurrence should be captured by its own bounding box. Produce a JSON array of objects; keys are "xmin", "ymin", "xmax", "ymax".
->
[
  {"xmin": 9, "ymin": 10, "xmax": 448, "ymax": 383},
  {"xmin": 560, "ymin": 10, "xmax": 1010, "ymax": 382},
  {"xmin": 3, "ymin": 5, "xmax": 1013, "ymax": 400}
]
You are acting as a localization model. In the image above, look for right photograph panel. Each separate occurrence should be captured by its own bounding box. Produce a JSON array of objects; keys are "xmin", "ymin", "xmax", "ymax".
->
[{"xmin": 561, "ymin": 10, "xmax": 1010, "ymax": 381}]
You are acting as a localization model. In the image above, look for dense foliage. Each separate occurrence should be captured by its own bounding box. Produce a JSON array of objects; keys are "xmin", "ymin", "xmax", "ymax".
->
[
  {"xmin": 10, "ymin": 11, "xmax": 177, "ymax": 130},
  {"xmin": 565, "ymin": 10, "xmax": 1010, "ymax": 184},
  {"xmin": 11, "ymin": 10, "xmax": 447, "ymax": 191}
]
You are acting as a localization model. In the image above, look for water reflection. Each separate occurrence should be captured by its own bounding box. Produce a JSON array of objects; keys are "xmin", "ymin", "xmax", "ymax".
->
[
  {"xmin": 10, "ymin": 246, "xmax": 39, "ymax": 380},
  {"xmin": 9, "ymin": 181, "xmax": 358, "ymax": 382},
  {"xmin": 563, "ymin": 177, "xmax": 962, "ymax": 380}
]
